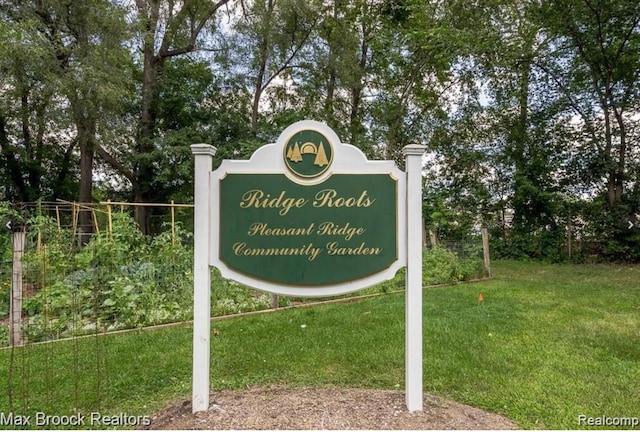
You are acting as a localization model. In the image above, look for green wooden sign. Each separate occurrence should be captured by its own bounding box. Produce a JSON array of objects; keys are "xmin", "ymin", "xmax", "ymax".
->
[
  {"xmin": 206, "ymin": 120, "xmax": 407, "ymax": 295},
  {"xmin": 219, "ymin": 173, "xmax": 397, "ymax": 285}
]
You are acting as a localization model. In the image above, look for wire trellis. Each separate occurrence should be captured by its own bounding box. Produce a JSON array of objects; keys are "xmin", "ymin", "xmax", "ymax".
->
[{"xmin": 1, "ymin": 201, "xmax": 195, "ymax": 418}]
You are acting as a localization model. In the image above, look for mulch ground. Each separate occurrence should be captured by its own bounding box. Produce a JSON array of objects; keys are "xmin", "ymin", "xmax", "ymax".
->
[{"xmin": 142, "ymin": 386, "xmax": 518, "ymax": 430}]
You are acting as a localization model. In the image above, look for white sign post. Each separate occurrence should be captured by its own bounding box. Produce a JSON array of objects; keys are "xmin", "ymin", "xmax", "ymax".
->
[
  {"xmin": 191, "ymin": 143, "xmax": 216, "ymax": 413},
  {"xmin": 191, "ymin": 121, "xmax": 425, "ymax": 413},
  {"xmin": 403, "ymin": 144, "xmax": 426, "ymax": 411}
]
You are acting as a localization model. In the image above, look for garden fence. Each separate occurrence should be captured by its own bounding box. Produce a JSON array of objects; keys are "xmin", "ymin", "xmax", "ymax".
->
[
  {"xmin": 1, "ymin": 205, "xmax": 493, "ymax": 348},
  {"xmin": 1, "ymin": 201, "xmax": 201, "ymax": 347},
  {"xmin": 0, "ymin": 201, "xmax": 203, "ymax": 416},
  {"xmin": 1, "ymin": 201, "xmax": 489, "ymax": 416}
]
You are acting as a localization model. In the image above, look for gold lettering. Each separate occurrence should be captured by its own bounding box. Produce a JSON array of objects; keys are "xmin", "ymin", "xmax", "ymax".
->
[
  {"xmin": 316, "ymin": 222, "xmax": 365, "ymax": 241},
  {"xmin": 232, "ymin": 242, "xmax": 321, "ymax": 261},
  {"xmin": 247, "ymin": 222, "xmax": 315, "ymax": 236},
  {"xmin": 325, "ymin": 241, "xmax": 381, "ymax": 256},
  {"xmin": 239, "ymin": 190, "xmax": 308, "ymax": 216},
  {"xmin": 313, "ymin": 189, "xmax": 376, "ymax": 208},
  {"xmin": 240, "ymin": 189, "xmax": 265, "ymax": 208}
]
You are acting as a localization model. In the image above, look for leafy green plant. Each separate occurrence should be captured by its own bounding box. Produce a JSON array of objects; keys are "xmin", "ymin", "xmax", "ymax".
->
[
  {"xmin": 422, "ymin": 246, "xmax": 487, "ymax": 284},
  {"xmin": 0, "ymin": 277, "xmax": 9, "ymax": 319},
  {"xmin": 0, "ymin": 325, "xmax": 7, "ymax": 346},
  {"xmin": 8, "ymin": 209, "xmax": 488, "ymax": 346},
  {"xmin": 211, "ymin": 274, "xmax": 271, "ymax": 316},
  {"xmin": 15, "ymin": 212, "xmax": 197, "ymax": 343},
  {"xmin": 422, "ymin": 247, "xmax": 460, "ymax": 284}
]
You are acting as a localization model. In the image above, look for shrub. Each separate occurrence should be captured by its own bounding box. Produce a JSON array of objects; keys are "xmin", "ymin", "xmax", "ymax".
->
[{"xmin": 422, "ymin": 247, "xmax": 487, "ymax": 285}]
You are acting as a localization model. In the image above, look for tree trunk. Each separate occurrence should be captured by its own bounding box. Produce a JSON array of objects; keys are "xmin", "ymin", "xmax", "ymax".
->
[
  {"xmin": 349, "ymin": 25, "xmax": 369, "ymax": 146},
  {"xmin": 19, "ymin": 90, "xmax": 41, "ymax": 201},
  {"xmin": 251, "ymin": 0, "xmax": 275, "ymax": 133},
  {"xmin": 324, "ymin": 2, "xmax": 339, "ymax": 126},
  {"xmin": 0, "ymin": 115, "xmax": 29, "ymax": 201},
  {"xmin": 135, "ymin": 25, "xmax": 164, "ymax": 234},
  {"xmin": 132, "ymin": 0, "xmax": 232, "ymax": 234},
  {"xmin": 251, "ymin": 42, "xmax": 268, "ymax": 133},
  {"xmin": 511, "ymin": 55, "xmax": 531, "ymax": 230},
  {"xmin": 74, "ymin": 107, "xmax": 97, "ymax": 245},
  {"xmin": 611, "ymin": 107, "xmax": 627, "ymax": 205}
]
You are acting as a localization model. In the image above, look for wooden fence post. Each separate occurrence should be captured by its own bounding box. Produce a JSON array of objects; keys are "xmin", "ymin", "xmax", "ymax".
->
[
  {"xmin": 71, "ymin": 203, "xmax": 79, "ymax": 251},
  {"xmin": 171, "ymin": 200, "xmax": 176, "ymax": 246},
  {"xmin": 429, "ymin": 230, "xmax": 438, "ymax": 247},
  {"xmin": 92, "ymin": 209, "xmax": 100, "ymax": 234},
  {"xmin": 10, "ymin": 228, "xmax": 26, "ymax": 346},
  {"xmin": 107, "ymin": 200, "xmax": 113, "ymax": 239},
  {"xmin": 55, "ymin": 205, "xmax": 62, "ymax": 233},
  {"xmin": 481, "ymin": 227, "xmax": 491, "ymax": 278}
]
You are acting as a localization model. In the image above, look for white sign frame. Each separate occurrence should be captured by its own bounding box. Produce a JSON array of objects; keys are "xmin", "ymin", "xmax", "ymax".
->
[
  {"xmin": 210, "ymin": 120, "xmax": 406, "ymax": 297},
  {"xmin": 191, "ymin": 120, "xmax": 425, "ymax": 413}
]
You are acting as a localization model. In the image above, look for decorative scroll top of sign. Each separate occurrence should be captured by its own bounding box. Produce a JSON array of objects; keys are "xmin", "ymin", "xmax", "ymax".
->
[{"xmin": 210, "ymin": 120, "xmax": 407, "ymax": 297}]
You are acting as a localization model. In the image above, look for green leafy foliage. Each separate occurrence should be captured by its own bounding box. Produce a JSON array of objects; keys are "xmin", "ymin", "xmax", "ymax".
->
[
  {"xmin": 423, "ymin": 246, "xmax": 487, "ymax": 285},
  {"xmin": 210, "ymin": 274, "xmax": 272, "ymax": 316},
  {"xmin": 18, "ymin": 212, "xmax": 196, "ymax": 342},
  {"xmin": 0, "ymin": 203, "xmax": 13, "ymax": 319},
  {"xmin": 2, "ymin": 0, "xmax": 640, "ymax": 261},
  {"xmin": 2, "ymin": 210, "xmax": 293, "ymax": 345},
  {"xmin": 3, "ymin": 207, "xmax": 487, "ymax": 345}
]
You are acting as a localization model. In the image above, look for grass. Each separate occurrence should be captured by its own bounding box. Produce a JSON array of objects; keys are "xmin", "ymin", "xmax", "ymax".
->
[
  {"xmin": 1, "ymin": 260, "xmax": 639, "ymax": 429},
  {"xmin": 425, "ymin": 261, "xmax": 640, "ymax": 429}
]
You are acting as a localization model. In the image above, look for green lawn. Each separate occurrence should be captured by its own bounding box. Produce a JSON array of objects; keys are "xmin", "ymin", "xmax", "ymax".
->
[
  {"xmin": 1, "ymin": 260, "xmax": 639, "ymax": 429},
  {"xmin": 425, "ymin": 261, "xmax": 640, "ymax": 429}
]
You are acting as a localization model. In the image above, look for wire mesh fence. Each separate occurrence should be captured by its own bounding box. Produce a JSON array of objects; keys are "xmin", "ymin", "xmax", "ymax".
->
[
  {"xmin": 1, "ymin": 201, "xmax": 200, "ymax": 346},
  {"xmin": 0, "ymin": 201, "xmax": 490, "ymax": 418},
  {"xmin": 422, "ymin": 227, "xmax": 491, "ymax": 285},
  {"xmin": 0, "ymin": 256, "xmax": 10, "ymax": 345},
  {"xmin": 0, "ymin": 201, "xmax": 204, "ymax": 418}
]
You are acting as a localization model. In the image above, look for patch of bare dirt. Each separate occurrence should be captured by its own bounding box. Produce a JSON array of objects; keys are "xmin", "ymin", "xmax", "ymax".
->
[{"xmin": 142, "ymin": 386, "xmax": 518, "ymax": 430}]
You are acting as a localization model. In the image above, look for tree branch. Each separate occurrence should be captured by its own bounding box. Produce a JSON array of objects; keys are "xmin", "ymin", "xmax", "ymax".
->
[
  {"xmin": 158, "ymin": 0, "xmax": 232, "ymax": 60},
  {"xmin": 95, "ymin": 144, "xmax": 136, "ymax": 186}
]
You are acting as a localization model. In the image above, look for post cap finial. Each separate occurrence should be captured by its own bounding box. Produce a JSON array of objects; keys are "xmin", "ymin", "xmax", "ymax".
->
[
  {"xmin": 191, "ymin": 144, "xmax": 217, "ymax": 156},
  {"xmin": 402, "ymin": 144, "xmax": 426, "ymax": 157}
]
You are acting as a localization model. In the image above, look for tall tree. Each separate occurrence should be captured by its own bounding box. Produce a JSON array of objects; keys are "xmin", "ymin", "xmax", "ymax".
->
[
  {"xmin": 62, "ymin": 1, "xmax": 130, "ymax": 239},
  {"xmin": 542, "ymin": 0, "xmax": 640, "ymax": 208},
  {"xmin": 227, "ymin": 0, "xmax": 319, "ymax": 135},
  {"xmin": 539, "ymin": 0, "xmax": 640, "ymax": 258},
  {"xmin": 0, "ymin": 3, "xmax": 69, "ymax": 202},
  {"xmin": 298, "ymin": 0, "xmax": 381, "ymax": 151},
  {"xmin": 128, "ymin": 0, "xmax": 232, "ymax": 233},
  {"xmin": 488, "ymin": 1, "xmax": 564, "ymax": 252},
  {"xmin": 0, "ymin": 0, "xmax": 130, "ymax": 222},
  {"xmin": 427, "ymin": 0, "xmax": 570, "ymax": 258}
]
